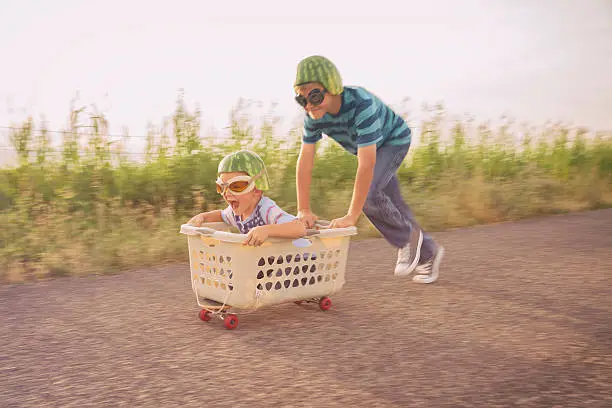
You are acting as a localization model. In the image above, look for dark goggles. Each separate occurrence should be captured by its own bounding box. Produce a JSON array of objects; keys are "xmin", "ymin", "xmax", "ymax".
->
[{"xmin": 295, "ymin": 88, "xmax": 327, "ymax": 108}]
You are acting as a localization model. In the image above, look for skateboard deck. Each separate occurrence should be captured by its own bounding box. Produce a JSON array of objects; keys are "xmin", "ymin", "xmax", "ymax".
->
[{"xmin": 198, "ymin": 297, "xmax": 232, "ymax": 311}]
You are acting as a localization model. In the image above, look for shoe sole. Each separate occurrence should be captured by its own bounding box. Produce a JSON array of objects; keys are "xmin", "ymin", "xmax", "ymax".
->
[
  {"xmin": 413, "ymin": 245, "xmax": 444, "ymax": 284},
  {"xmin": 394, "ymin": 229, "xmax": 424, "ymax": 277}
]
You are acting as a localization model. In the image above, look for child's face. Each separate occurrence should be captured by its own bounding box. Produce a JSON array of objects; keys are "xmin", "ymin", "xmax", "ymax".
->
[
  {"xmin": 296, "ymin": 82, "xmax": 330, "ymax": 120},
  {"xmin": 217, "ymin": 171, "xmax": 261, "ymax": 216}
]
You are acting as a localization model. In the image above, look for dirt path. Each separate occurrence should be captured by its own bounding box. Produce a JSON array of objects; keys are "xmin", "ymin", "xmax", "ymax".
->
[{"xmin": 2, "ymin": 209, "xmax": 611, "ymax": 407}]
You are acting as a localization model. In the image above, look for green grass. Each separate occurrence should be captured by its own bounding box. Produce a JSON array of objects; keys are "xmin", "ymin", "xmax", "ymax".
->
[{"xmin": 1, "ymin": 96, "xmax": 611, "ymax": 282}]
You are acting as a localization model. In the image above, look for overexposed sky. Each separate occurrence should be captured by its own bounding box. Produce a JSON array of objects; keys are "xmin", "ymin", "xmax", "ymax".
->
[{"xmin": 0, "ymin": 0, "xmax": 611, "ymax": 144}]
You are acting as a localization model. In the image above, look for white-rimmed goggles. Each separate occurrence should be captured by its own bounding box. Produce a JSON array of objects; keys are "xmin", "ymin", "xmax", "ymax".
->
[{"xmin": 215, "ymin": 171, "xmax": 262, "ymax": 196}]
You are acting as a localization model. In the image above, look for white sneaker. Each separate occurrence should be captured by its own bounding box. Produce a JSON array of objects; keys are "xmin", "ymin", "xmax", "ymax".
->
[
  {"xmin": 412, "ymin": 245, "xmax": 444, "ymax": 284},
  {"xmin": 394, "ymin": 227, "xmax": 423, "ymax": 277}
]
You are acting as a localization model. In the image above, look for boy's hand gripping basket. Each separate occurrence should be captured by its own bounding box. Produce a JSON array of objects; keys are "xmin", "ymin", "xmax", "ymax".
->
[{"xmin": 179, "ymin": 221, "xmax": 357, "ymax": 329}]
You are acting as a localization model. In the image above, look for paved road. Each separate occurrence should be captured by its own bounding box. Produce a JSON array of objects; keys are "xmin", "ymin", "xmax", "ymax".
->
[{"xmin": 1, "ymin": 210, "xmax": 611, "ymax": 407}]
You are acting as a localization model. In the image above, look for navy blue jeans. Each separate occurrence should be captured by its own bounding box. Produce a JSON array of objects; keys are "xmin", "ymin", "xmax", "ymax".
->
[{"xmin": 362, "ymin": 142, "xmax": 436, "ymax": 262}]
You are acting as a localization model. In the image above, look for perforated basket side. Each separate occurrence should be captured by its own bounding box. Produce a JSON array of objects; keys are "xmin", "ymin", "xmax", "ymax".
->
[
  {"xmin": 246, "ymin": 236, "xmax": 351, "ymax": 306},
  {"xmin": 188, "ymin": 234, "xmax": 352, "ymax": 309},
  {"xmin": 188, "ymin": 236, "xmax": 239, "ymax": 303}
]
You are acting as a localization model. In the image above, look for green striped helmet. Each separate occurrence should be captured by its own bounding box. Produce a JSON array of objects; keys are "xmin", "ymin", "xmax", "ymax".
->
[
  {"xmin": 217, "ymin": 150, "xmax": 270, "ymax": 191},
  {"xmin": 294, "ymin": 55, "xmax": 343, "ymax": 95}
]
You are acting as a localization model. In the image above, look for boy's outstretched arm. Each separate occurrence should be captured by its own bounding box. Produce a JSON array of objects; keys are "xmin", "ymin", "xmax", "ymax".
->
[
  {"xmin": 296, "ymin": 142, "xmax": 318, "ymax": 227},
  {"xmin": 187, "ymin": 210, "xmax": 224, "ymax": 227},
  {"xmin": 330, "ymin": 144, "xmax": 376, "ymax": 228},
  {"xmin": 243, "ymin": 220, "xmax": 307, "ymax": 246}
]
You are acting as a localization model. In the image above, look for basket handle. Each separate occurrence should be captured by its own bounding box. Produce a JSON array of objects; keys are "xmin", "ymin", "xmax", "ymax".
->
[
  {"xmin": 314, "ymin": 220, "xmax": 331, "ymax": 228},
  {"xmin": 306, "ymin": 220, "xmax": 357, "ymax": 238},
  {"xmin": 178, "ymin": 224, "xmax": 248, "ymax": 243},
  {"xmin": 194, "ymin": 227, "xmax": 247, "ymax": 243},
  {"xmin": 179, "ymin": 221, "xmax": 356, "ymax": 242},
  {"xmin": 306, "ymin": 226, "xmax": 357, "ymax": 238},
  {"xmin": 196, "ymin": 225, "xmax": 355, "ymax": 241},
  {"xmin": 305, "ymin": 220, "xmax": 329, "ymax": 236},
  {"xmin": 193, "ymin": 227, "xmax": 214, "ymax": 236}
]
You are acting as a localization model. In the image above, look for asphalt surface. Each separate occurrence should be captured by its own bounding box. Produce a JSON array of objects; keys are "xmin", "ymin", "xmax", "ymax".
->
[{"xmin": 1, "ymin": 209, "xmax": 611, "ymax": 407}]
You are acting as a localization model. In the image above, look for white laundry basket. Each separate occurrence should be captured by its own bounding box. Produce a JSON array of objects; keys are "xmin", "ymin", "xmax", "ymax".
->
[{"xmin": 179, "ymin": 221, "xmax": 357, "ymax": 329}]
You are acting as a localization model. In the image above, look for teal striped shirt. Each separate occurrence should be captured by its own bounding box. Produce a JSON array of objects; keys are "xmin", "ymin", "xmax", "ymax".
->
[{"xmin": 302, "ymin": 86, "xmax": 411, "ymax": 155}]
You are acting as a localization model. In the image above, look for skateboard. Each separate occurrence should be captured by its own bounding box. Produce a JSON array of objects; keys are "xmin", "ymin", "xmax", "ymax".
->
[{"xmin": 197, "ymin": 296, "xmax": 333, "ymax": 330}]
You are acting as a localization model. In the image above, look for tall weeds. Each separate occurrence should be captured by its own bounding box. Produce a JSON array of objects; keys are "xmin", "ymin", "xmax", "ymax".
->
[{"xmin": 1, "ymin": 95, "xmax": 611, "ymax": 282}]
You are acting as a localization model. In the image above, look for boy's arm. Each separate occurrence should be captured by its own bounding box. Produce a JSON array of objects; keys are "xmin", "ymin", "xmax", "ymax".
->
[
  {"xmin": 187, "ymin": 210, "xmax": 224, "ymax": 226},
  {"xmin": 265, "ymin": 220, "xmax": 307, "ymax": 239},
  {"xmin": 329, "ymin": 144, "xmax": 376, "ymax": 228},
  {"xmin": 296, "ymin": 142, "xmax": 317, "ymax": 226},
  {"xmin": 243, "ymin": 220, "xmax": 307, "ymax": 246},
  {"xmin": 330, "ymin": 95, "xmax": 382, "ymax": 229}
]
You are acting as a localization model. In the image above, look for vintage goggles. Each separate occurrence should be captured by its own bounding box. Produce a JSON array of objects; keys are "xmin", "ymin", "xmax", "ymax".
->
[
  {"xmin": 215, "ymin": 171, "xmax": 262, "ymax": 196},
  {"xmin": 295, "ymin": 88, "xmax": 327, "ymax": 108}
]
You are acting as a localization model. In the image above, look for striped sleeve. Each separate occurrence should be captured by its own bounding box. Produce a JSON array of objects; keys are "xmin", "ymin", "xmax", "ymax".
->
[
  {"xmin": 354, "ymin": 98, "xmax": 383, "ymax": 148},
  {"xmin": 302, "ymin": 116, "xmax": 322, "ymax": 144},
  {"xmin": 221, "ymin": 205, "xmax": 237, "ymax": 227},
  {"xmin": 260, "ymin": 197, "xmax": 296, "ymax": 225}
]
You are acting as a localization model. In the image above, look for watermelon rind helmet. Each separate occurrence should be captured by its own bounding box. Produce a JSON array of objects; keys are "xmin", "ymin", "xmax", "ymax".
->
[
  {"xmin": 294, "ymin": 55, "xmax": 343, "ymax": 95},
  {"xmin": 217, "ymin": 150, "xmax": 270, "ymax": 191}
]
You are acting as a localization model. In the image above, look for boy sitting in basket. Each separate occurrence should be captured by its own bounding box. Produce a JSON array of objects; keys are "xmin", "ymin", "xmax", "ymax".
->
[{"xmin": 188, "ymin": 150, "xmax": 307, "ymax": 246}]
